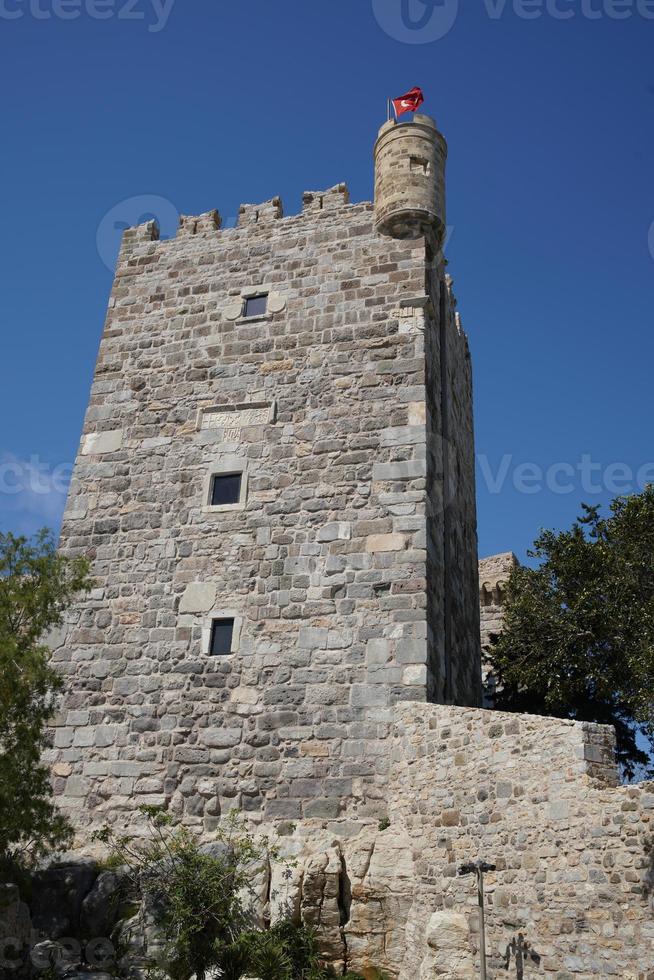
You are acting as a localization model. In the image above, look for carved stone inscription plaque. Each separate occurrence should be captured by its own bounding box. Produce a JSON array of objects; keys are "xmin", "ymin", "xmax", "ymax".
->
[{"xmin": 199, "ymin": 402, "xmax": 275, "ymax": 432}]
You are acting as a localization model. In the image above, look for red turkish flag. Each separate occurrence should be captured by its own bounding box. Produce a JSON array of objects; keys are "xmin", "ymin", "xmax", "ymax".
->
[{"xmin": 392, "ymin": 87, "xmax": 425, "ymax": 118}]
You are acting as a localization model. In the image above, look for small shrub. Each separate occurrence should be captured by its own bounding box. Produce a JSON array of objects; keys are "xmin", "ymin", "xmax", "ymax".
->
[{"xmin": 95, "ymin": 807, "xmax": 382, "ymax": 980}]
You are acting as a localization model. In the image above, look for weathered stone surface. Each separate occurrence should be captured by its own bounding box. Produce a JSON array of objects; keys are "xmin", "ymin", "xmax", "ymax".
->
[
  {"xmin": 31, "ymin": 860, "xmax": 97, "ymax": 937},
  {"xmin": 478, "ymin": 551, "xmax": 518, "ymax": 704},
  {"xmin": 81, "ymin": 429, "xmax": 123, "ymax": 455},
  {"xmin": 55, "ymin": 120, "xmax": 481, "ymax": 833},
  {"xmin": 179, "ymin": 582, "xmax": 218, "ymax": 613},
  {"xmin": 79, "ymin": 869, "xmax": 127, "ymax": 937},
  {"xmin": 419, "ymin": 911, "xmax": 475, "ymax": 979},
  {"xmin": 365, "ymin": 533, "xmax": 406, "ymax": 553},
  {"xmin": 0, "ymin": 882, "xmax": 31, "ymax": 959},
  {"xmin": 301, "ymin": 847, "xmax": 345, "ymax": 971}
]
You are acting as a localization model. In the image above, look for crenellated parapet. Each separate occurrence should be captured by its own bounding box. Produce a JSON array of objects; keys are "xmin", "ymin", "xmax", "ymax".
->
[
  {"xmin": 237, "ymin": 195, "xmax": 284, "ymax": 227},
  {"xmin": 479, "ymin": 551, "xmax": 517, "ymax": 609},
  {"xmin": 116, "ymin": 217, "xmax": 160, "ymax": 264},
  {"xmin": 112, "ymin": 184, "xmax": 359, "ymax": 262},
  {"xmin": 178, "ymin": 209, "xmax": 222, "ymax": 237},
  {"xmin": 302, "ymin": 182, "xmax": 350, "ymax": 213}
]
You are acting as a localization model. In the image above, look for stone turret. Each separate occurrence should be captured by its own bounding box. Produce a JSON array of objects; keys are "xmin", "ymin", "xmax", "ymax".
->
[{"xmin": 373, "ymin": 113, "xmax": 447, "ymax": 243}]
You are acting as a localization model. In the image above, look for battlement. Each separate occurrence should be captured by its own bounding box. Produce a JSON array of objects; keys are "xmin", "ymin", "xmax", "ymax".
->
[
  {"xmin": 479, "ymin": 551, "xmax": 518, "ymax": 606},
  {"xmin": 118, "ymin": 183, "xmax": 362, "ymax": 261}
]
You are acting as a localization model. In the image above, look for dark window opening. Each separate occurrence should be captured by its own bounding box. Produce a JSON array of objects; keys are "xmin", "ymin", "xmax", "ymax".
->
[
  {"xmin": 210, "ymin": 472, "xmax": 242, "ymax": 507},
  {"xmin": 410, "ymin": 156, "xmax": 431, "ymax": 176},
  {"xmin": 243, "ymin": 294, "xmax": 268, "ymax": 318},
  {"xmin": 210, "ymin": 618, "xmax": 234, "ymax": 656}
]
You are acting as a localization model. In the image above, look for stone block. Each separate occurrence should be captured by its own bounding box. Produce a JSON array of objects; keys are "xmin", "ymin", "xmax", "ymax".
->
[
  {"xmin": 402, "ymin": 665, "xmax": 427, "ymax": 686},
  {"xmin": 549, "ymin": 800, "xmax": 570, "ymax": 821},
  {"xmin": 64, "ymin": 776, "xmax": 90, "ymax": 798},
  {"xmin": 316, "ymin": 522, "xmax": 351, "ymax": 542},
  {"xmin": 303, "ymin": 798, "xmax": 342, "ymax": 819},
  {"xmin": 366, "ymin": 533, "xmax": 407, "ymax": 553},
  {"xmin": 94, "ymin": 726, "xmax": 118, "ymax": 748},
  {"xmin": 395, "ymin": 639, "xmax": 427, "ymax": 664},
  {"xmin": 179, "ymin": 582, "xmax": 217, "ymax": 613},
  {"xmin": 264, "ymin": 800, "xmax": 302, "ymax": 820},
  {"xmin": 198, "ymin": 729, "xmax": 243, "ymax": 748},
  {"xmin": 298, "ymin": 627, "xmax": 329, "ymax": 650},
  {"xmin": 380, "ymin": 425, "xmax": 425, "ymax": 447},
  {"xmin": 372, "ymin": 460, "xmax": 426, "ymax": 481},
  {"xmin": 408, "ymin": 401, "xmax": 426, "ymax": 425},
  {"xmin": 366, "ymin": 638, "xmax": 392, "ymax": 665},
  {"xmin": 73, "ymin": 728, "xmax": 94, "ymax": 747},
  {"xmin": 81, "ymin": 429, "xmax": 123, "ymax": 455},
  {"xmin": 350, "ymin": 685, "xmax": 391, "ymax": 708}
]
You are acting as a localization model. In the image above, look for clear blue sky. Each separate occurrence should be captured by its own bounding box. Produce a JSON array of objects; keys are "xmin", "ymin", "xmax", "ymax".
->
[{"xmin": 1, "ymin": 0, "xmax": 653, "ymax": 562}]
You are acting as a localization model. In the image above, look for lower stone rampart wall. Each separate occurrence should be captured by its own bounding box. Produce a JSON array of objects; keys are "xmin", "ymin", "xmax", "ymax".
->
[
  {"xmin": 386, "ymin": 703, "xmax": 653, "ymax": 979},
  {"xmin": 5, "ymin": 704, "xmax": 653, "ymax": 979}
]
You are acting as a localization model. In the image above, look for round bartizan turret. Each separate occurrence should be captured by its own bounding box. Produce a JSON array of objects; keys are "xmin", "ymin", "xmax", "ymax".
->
[{"xmin": 373, "ymin": 113, "xmax": 447, "ymax": 242}]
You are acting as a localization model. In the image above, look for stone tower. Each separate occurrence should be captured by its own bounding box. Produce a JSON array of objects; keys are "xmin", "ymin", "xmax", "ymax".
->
[
  {"xmin": 374, "ymin": 113, "xmax": 447, "ymax": 242},
  {"xmin": 53, "ymin": 114, "xmax": 481, "ymax": 835}
]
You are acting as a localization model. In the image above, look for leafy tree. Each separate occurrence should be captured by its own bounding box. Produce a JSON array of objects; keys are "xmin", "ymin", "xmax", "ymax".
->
[
  {"xmin": 487, "ymin": 488, "xmax": 654, "ymax": 779},
  {"xmin": 0, "ymin": 529, "xmax": 92, "ymax": 865},
  {"xmin": 97, "ymin": 807, "xmax": 368, "ymax": 980}
]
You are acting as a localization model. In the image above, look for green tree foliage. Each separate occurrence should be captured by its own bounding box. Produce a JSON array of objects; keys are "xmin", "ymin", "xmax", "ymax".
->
[
  {"xmin": 488, "ymin": 489, "xmax": 654, "ymax": 779},
  {"xmin": 97, "ymin": 807, "xmax": 368, "ymax": 980},
  {"xmin": 0, "ymin": 530, "xmax": 92, "ymax": 865}
]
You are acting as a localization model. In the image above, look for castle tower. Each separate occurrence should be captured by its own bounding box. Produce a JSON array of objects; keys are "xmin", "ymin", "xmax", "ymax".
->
[
  {"xmin": 53, "ymin": 115, "xmax": 481, "ymax": 835},
  {"xmin": 374, "ymin": 113, "xmax": 447, "ymax": 243}
]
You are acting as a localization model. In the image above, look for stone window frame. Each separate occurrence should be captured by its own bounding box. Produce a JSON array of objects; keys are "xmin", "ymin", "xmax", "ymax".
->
[
  {"xmin": 239, "ymin": 286, "xmax": 271, "ymax": 323},
  {"xmin": 242, "ymin": 292, "xmax": 269, "ymax": 320},
  {"xmin": 202, "ymin": 609, "xmax": 243, "ymax": 657},
  {"xmin": 202, "ymin": 455, "xmax": 249, "ymax": 513},
  {"xmin": 224, "ymin": 286, "xmax": 287, "ymax": 324}
]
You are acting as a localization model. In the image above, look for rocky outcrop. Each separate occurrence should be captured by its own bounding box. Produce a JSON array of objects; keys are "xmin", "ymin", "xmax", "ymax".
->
[
  {"xmin": 31, "ymin": 859, "xmax": 97, "ymax": 938},
  {"xmin": 302, "ymin": 847, "xmax": 346, "ymax": 971},
  {"xmin": 345, "ymin": 830, "xmax": 415, "ymax": 978},
  {"xmin": 413, "ymin": 912, "xmax": 476, "ymax": 980},
  {"xmin": 80, "ymin": 869, "xmax": 127, "ymax": 937}
]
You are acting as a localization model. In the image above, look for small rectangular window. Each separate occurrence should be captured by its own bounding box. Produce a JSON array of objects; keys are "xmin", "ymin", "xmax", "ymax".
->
[
  {"xmin": 210, "ymin": 473, "xmax": 242, "ymax": 507},
  {"xmin": 243, "ymin": 294, "xmax": 268, "ymax": 318},
  {"xmin": 210, "ymin": 618, "xmax": 234, "ymax": 656}
]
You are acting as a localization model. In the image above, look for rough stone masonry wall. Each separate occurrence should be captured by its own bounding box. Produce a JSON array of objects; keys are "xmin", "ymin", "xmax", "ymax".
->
[
  {"xmin": 6, "ymin": 703, "xmax": 653, "ymax": 979},
  {"xmin": 479, "ymin": 551, "xmax": 518, "ymax": 703},
  {"xmin": 382, "ymin": 703, "xmax": 654, "ymax": 979},
  {"xmin": 424, "ymin": 264, "xmax": 479, "ymax": 706},
  {"xmin": 52, "ymin": 185, "xmax": 481, "ymax": 839}
]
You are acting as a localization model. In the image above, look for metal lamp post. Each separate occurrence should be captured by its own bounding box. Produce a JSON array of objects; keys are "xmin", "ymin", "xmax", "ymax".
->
[{"xmin": 458, "ymin": 860, "xmax": 496, "ymax": 980}]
